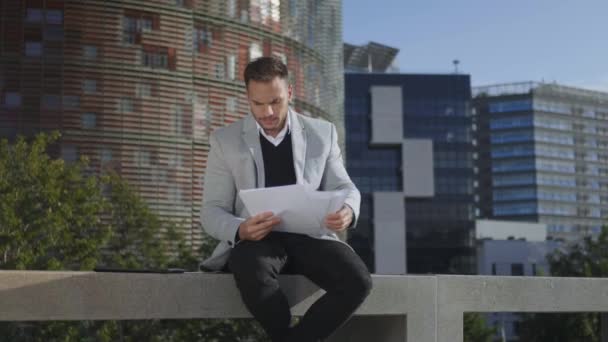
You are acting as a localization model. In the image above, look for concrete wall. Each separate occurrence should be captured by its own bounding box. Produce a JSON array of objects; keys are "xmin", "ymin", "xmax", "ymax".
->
[
  {"xmin": 2, "ymin": 272, "xmax": 608, "ymax": 342},
  {"xmin": 402, "ymin": 139, "xmax": 434, "ymax": 197},
  {"xmin": 370, "ymin": 86, "xmax": 403, "ymax": 145},
  {"xmin": 373, "ymin": 192, "xmax": 407, "ymax": 274}
]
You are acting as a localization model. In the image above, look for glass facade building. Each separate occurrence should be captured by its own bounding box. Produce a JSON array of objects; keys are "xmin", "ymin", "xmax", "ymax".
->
[
  {"xmin": 474, "ymin": 82, "xmax": 608, "ymax": 242},
  {"xmin": 345, "ymin": 73, "xmax": 476, "ymax": 274},
  {"xmin": 0, "ymin": 0, "xmax": 343, "ymax": 249}
]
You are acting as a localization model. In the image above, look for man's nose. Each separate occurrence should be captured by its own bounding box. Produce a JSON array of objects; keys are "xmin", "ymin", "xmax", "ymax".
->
[{"xmin": 263, "ymin": 105, "xmax": 274, "ymax": 116}]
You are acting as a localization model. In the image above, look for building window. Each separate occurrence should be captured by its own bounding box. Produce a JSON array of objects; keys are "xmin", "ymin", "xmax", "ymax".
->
[
  {"xmin": 249, "ymin": 42, "xmax": 262, "ymax": 60},
  {"xmin": 83, "ymin": 45, "xmax": 97, "ymax": 59},
  {"xmin": 172, "ymin": 105, "xmax": 183, "ymax": 134},
  {"xmin": 44, "ymin": 26, "xmax": 64, "ymax": 41},
  {"xmin": 61, "ymin": 145, "xmax": 78, "ymax": 162},
  {"xmin": 26, "ymin": 8, "xmax": 43, "ymax": 23},
  {"xmin": 46, "ymin": 9, "xmax": 63, "ymax": 25},
  {"xmin": 215, "ymin": 63, "xmax": 225, "ymax": 79},
  {"xmin": 260, "ymin": 0, "xmax": 280, "ymax": 24},
  {"xmin": 62, "ymin": 95, "xmax": 80, "ymax": 109},
  {"xmin": 289, "ymin": 0, "xmax": 298, "ymax": 17},
  {"xmin": 136, "ymin": 83, "xmax": 152, "ymax": 98},
  {"xmin": 169, "ymin": 153, "xmax": 183, "ymax": 168},
  {"xmin": 123, "ymin": 14, "xmax": 154, "ymax": 43},
  {"xmin": 226, "ymin": 97, "xmax": 237, "ymax": 113},
  {"xmin": 169, "ymin": 185, "xmax": 183, "ymax": 203},
  {"xmin": 194, "ymin": 27, "xmax": 213, "ymax": 52},
  {"xmin": 25, "ymin": 42, "xmax": 42, "ymax": 57},
  {"xmin": 491, "ymin": 263, "xmax": 497, "ymax": 275},
  {"xmin": 120, "ymin": 98, "xmax": 134, "ymax": 112},
  {"xmin": 227, "ymin": 0, "xmax": 237, "ymax": 17},
  {"xmin": 100, "ymin": 147, "xmax": 113, "ymax": 163},
  {"xmin": 226, "ymin": 54, "xmax": 236, "ymax": 80},
  {"xmin": 531, "ymin": 263, "xmax": 537, "ymax": 276},
  {"xmin": 4, "ymin": 92, "xmax": 22, "ymax": 107},
  {"xmin": 123, "ymin": 17, "xmax": 137, "ymax": 44},
  {"xmin": 142, "ymin": 50, "xmax": 168, "ymax": 69},
  {"xmin": 135, "ymin": 149, "xmax": 151, "ymax": 167},
  {"xmin": 511, "ymin": 263, "xmax": 524, "ymax": 276},
  {"xmin": 81, "ymin": 113, "xmax": 97, "ymax": 129},
  {"xmin": 42, "ymin": 94, "xmax": 61, "ymax": 110},
  {"xmin": 141, "ymin": 18, "xmax": 153, "ymax": 31},
  {"xmin": 273, "ymin": 52, "xmax": 287, "ymax": 65},
  {"xmin": 83, "ymin": 80, "xmax": 97, "ymax": 94},
  {"xmin": 489, "ymin": 100, "xmax": 533, "ymax": 113}
]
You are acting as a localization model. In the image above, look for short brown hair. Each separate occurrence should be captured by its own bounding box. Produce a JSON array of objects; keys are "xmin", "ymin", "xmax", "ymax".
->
[{"xmin": 244, "ymin": 56, "xmax": 288, "ymax": 87}]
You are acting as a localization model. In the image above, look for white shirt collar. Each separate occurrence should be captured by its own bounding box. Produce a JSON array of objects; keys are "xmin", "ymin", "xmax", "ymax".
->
[{"xmin": 256, "ymin": 111, "xmax": 291, "ymax": 147}]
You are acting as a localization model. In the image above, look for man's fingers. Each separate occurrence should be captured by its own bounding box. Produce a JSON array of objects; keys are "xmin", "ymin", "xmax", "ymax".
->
[
  {"xmin": 325, "ymin": 213, "xmax": 340, "ymax": 221},
  {"xmin": 250, "ymin": 225, "xmax": 273, "ymax": 240},
  {"xmin": 245, "ymin": 217, "xmax": 279, "ymax": 237},
  {"xmin": 326, "ymin": 216, "xmax": 345, "ymax": 224},
  {"xmin": 252, "ymin": 211, "xmax": 274, "ymax": 222},
  {"xmin": 257, "ymin": 217, "xmax": 280, "ymax": 230}
]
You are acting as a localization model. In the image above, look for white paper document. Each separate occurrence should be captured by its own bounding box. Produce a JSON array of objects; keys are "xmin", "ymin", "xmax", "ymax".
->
[{"xmin": 238, "ymin": 184, "xmax": 348, "ymax": 236}]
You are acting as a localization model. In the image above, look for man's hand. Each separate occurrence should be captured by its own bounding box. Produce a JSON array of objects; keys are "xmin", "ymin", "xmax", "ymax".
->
[
  {"xmin": 324, "ymin": 205, "xmax": 353, "ymax": 232},
  {"xmin": 238, "ymin": 212, "xmax": 281, "ymax": 241}
]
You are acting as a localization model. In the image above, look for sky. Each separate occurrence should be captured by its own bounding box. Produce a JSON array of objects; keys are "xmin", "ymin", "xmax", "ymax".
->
[{"xmin": 343, "ymin": 0, "xmax": 608, "ymax": 91}]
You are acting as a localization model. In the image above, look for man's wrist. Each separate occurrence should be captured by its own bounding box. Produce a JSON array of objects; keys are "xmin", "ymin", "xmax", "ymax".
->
[
  {"xmin": 235, "ymin": 227, "xmax": 241, "ymax": 243},
  {"xmin": 344, "ymin": 204, "xmax": 355, "ymax": 228}
]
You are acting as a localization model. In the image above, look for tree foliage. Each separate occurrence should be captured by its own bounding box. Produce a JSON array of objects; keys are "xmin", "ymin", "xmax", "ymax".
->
[
  {"xmin": 0, "ymin": 132, "xmax": 267, "ymax": 341},
  {"xmin": 518, "ymin": 226, "xmax": 608, "ymax": 342},
  {"xmin": 464, "ymin": 312, "xmax": 496, "ymax": 342}
]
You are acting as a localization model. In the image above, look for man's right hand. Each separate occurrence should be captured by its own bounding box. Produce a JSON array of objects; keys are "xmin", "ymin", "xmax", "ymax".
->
[{"xmin": 238, "ymin": 212, "xmax": 281, "ymax": 241}]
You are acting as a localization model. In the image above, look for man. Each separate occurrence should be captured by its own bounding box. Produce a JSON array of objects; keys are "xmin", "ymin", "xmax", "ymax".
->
[{"xmin": 200, "ymin": 56, "xmax": 371, "ymax": 342}]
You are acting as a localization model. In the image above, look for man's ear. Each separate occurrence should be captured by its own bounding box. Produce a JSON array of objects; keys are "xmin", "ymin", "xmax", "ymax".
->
[{"xmin": 287, "ymin": 84, "xmax": 293, "ymax": 102}]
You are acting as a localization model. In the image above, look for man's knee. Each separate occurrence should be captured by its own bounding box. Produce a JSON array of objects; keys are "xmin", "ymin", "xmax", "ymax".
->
[
  {"xmin": 228, "ymin": 241, "xmax": 285, "ymax": 284},
  {"xmin": 349, "ymin": 267, "xmax": 373, "ymax": 300}
]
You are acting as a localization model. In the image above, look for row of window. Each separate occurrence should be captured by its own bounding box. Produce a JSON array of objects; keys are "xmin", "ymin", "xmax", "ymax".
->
[
  {"xmin": 61, "ymin": 145, "xmax": 185, "ymax": 168},
  {"xmin": 494, "ymin": 201, "xmax": 608, "ymax": 217},
  {"xmin": 491, "ymin": 145, "xmax": 576, "ymax": 160},
  {"xmin": 25, "ymin": 8, "xmax": 63, "ymax": 25},
  {"xmin": 493, "ymin": 188, "xmax": 536, "ymax": 201},
  {"xmin": 436, "ymin": 177, "xmax": 474, "ymax": 195},
  {"xmin": 493, "ymin": 202, "xmax": 536, "ymax": 216},
  {"xmin": 494, "ymin": 189, "xmax": 600, "ymax": 203},
  {"xmin": 489, "ymin": 100, "xmax": 532, "ymax": 113},
  {"xmin": 490, "ymin": 131, "xmax": 576, "ymax": 145},
  {"xmin": 488, "ymin": 99, "xmax": 608, "ymax": 120},
  {"xmin": 548, "ymin": 224, "xmax": 603, "ymax": 234},
  {"xmin": 492, "ymin": 173, "xmax": 608, "ymax": 191},
  {"xmin": 490, "ymin": 116, "xmax": 573, "ymax": 131}
]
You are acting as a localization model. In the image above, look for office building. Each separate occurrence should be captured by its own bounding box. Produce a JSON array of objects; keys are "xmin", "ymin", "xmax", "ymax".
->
[{"xmin": 0, "ymin": 0, "xmax": 343, "ymax": 248}]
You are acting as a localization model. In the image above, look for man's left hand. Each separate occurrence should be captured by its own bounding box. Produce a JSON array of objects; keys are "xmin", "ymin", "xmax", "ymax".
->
[{"xmin": 324, "ymin": 205, "xmax": 353, "ymax": 232}]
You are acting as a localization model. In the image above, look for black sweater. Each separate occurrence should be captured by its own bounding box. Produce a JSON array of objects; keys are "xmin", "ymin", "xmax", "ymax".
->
[{"xmin": 260, "ymin": 131, "xmax": 297, "ymax": 187}]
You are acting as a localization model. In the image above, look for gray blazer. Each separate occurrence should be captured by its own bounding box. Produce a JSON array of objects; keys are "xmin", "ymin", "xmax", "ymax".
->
[{"xmin": 199, "ymin": 109, "xmax": 361, "ymax": 271}]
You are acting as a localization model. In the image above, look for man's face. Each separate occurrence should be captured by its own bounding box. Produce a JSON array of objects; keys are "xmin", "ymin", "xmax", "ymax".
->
[{"xmin": 246, "ymin": 77, "xmax": 292, "ymax": 137}]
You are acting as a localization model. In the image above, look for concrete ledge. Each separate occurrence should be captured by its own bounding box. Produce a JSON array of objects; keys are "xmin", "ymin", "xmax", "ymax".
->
[
  {"xmin": 0, "ymin": 271, "xmax": 435, "ymax": 342},
  {"xmin": 2, "ymin": 272, "xmax": 608, "ymax": 342},
  {"xmin": 436, "ymin": 275, "xmax": 608, "ymax": 342}
]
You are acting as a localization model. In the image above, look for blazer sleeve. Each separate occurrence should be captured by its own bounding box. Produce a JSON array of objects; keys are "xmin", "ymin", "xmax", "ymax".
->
[
  {"xmin": 321, "ymin": 123, "xmax": 361, "ymax": 228},
  {"xmin": 200, "ymin": 132, "xmax": 245, "ymax": 247}
]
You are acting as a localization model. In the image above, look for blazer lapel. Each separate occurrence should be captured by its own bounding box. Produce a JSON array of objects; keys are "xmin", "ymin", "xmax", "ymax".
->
[
  {"xmin": 289, "ymin": 109, "xmax": 307, "ymax": 184},
  {"xmin": 242, "ymin": 116, "xmax": 265, "ymax": 188}
]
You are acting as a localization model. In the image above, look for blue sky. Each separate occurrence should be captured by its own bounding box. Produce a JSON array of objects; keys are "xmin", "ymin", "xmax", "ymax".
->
[{"xmin": 343, "ymin": 0, "xmax": 608, "ymax": 91}]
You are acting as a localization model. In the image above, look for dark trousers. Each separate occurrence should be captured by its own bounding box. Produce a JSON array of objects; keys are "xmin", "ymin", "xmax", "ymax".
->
[{"xmin": 228, "ymin": 232, "xmax": 372, "ymax": 342}]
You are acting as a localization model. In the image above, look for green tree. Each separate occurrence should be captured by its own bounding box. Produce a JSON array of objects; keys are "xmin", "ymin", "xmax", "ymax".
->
[
  {"xmin": 0, "ymin": 132, "xmax": 267, "ymax": 341},
  {"xmin": 518, "ymin": 226, "xmax": 608, "ymax": 342},
  {"xmin": 0, "ymin": 132, "xmax": 110, "ymax": 270},
  {"xmin": 464, "ymin": 312, "xmax": 497, "ymax": 342}
]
